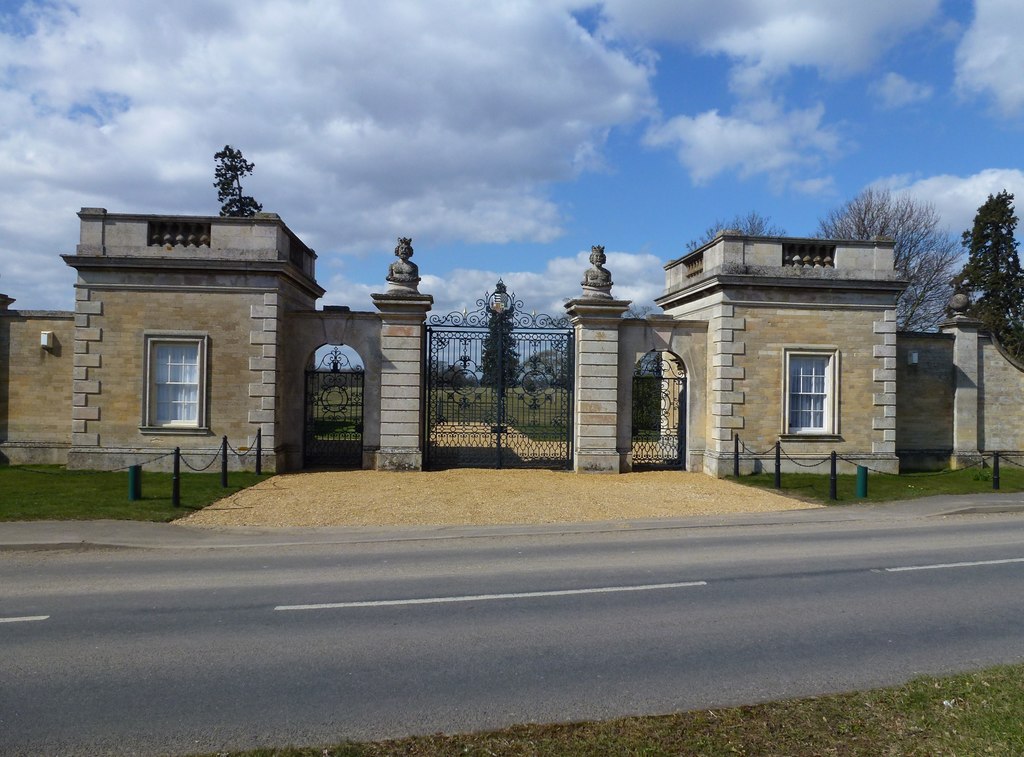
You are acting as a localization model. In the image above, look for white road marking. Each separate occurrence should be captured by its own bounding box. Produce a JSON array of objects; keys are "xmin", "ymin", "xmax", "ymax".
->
[
  {"xmin": 275, "ymin": 580, "xmax": 707, "ymax": 611},
  {"xmin": 0, "ymin": 615, "xmax": 49, "ymax": 624},
  {"xmin": 885, "ymin": 557, "xmax": 1024, "ymax": 573}
]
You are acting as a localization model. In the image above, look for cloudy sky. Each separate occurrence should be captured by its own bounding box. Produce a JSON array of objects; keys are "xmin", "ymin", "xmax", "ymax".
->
[{"xmin": 1, "ymin": 0, "xmax": 1022, "ymax": 316}]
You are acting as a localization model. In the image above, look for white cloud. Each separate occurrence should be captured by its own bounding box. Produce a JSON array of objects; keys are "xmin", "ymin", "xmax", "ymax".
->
[
  {"xmin": 955, "ymin": 0, "xmax": 1024, "ymax": 115},
  {"xmin": 597, "ymin": 0, "xmax": 940, "ymax": 93},
  {"xmin": 0, "ymin": 0, "xmax": 654, "ymax": 308},
  {"xmin": 871, "ymin": 72, "xmax": 934, "ymax": 109},
  {"xmin": 323, "ymin": 250, "xmax": 665, "ymax": 317},
  {"xmin": 643, "ymin": 101, "xmax": 839, "ymax": 185},
  {"xmin": 879, "ymin": 168, "xmax": 1024, "ymax": 234}
]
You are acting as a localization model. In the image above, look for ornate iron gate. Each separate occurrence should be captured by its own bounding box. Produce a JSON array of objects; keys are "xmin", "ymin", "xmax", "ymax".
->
[
  {"xmin": 631, "ymin": 351, "xmax": 686, "ymax": 468},
  {"xmin": 303, "ymin": 346, "xmax": 364, "ymax": 468},
  {"xmin": 425, "ymin": 281, "xmax": 574, "ymax": 469}
]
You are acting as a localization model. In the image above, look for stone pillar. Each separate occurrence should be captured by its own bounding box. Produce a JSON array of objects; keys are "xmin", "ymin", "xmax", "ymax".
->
[
  {"xmin": 565, "ymin": 298, "xmax": 631, "ymax": 473},
  {"xmin": 941, "ymin": 315, "xmax": 983, "ymax": 467},
  {"xmin": 371, "ymin": 292, "xmax": 433, "ymax": 470}
]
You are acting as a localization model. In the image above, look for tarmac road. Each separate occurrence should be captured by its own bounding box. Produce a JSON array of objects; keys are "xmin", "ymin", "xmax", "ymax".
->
[{"xmin": 2, "ymin": 494, "xmax": 1024, "ymax": 756}]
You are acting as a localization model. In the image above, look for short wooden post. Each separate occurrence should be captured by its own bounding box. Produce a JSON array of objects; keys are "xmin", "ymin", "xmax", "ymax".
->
[
  {"xmin": 221, "ymin": 436, "xmax": 228, "ymax": 488},
  {"xmin": 829, "ymin": 451, "xmax": 837, "ymax": 501},
  {"xmin": 774, "ymin": 441, "xmax": 781, "ymax": 489},
  {"xmin": 172, "ymin": 447, "xmax": 181, "ymax": 507}
]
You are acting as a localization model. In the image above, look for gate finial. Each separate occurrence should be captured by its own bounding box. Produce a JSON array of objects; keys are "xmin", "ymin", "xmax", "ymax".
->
[
  {"xmin": 386, "ymin": 236, "xmax": 421, "ymax": 293},
  {"xmin": 580, "ymin": 245, "xmax": 613, "ymax": 299}
]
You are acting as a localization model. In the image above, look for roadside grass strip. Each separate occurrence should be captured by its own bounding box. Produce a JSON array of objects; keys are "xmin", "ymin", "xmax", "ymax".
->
[
  {"xmin": 0, "ymin": 465, "xmax": 270, "ymax": 522},
  {"xmin": 275, "ymin": 580, "xmax": 708, "ymax": 611},
  {"xmin": 191, "ymin": 661, "xmax": 1024, "ymax": 756},
  {"xmin": 731, "ymin": 466, "xmax": 1024, "ymax": 504}
]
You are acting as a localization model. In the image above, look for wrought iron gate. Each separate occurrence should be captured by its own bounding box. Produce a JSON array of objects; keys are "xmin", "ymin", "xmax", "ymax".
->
[
  {"xmin": 425, "ymin": 280, "xmax": 574, "ymax": 469},
  {"xmin": 631, "ymin": 351, "xmax": 686, "ymax": 468},
  {"xmin": 303, "ymin": 346, "xmax": 364, "ymax": 468}
]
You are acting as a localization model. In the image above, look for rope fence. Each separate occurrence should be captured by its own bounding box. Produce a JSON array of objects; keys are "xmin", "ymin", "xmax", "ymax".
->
[
  {"xmin": 11, "ymin": 429, "xmax": 264, "ymax": 507},
  {"xmin": 731, "ymin": 434, "xmax": 1021, "ymax": 500}
]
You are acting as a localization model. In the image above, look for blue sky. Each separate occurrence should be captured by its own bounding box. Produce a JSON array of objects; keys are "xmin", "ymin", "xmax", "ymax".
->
[{"xmin": 1, "ymin": 0, "xmax": 1022, "ymax": 317}]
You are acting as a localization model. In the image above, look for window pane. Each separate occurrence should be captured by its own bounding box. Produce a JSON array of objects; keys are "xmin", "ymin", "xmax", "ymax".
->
[
  {"xmin": 788, "ymin": 355, "xmax": 828, "ymax": 432},
  {"xmin": 153, "ymin": 342, "xmax": 200, "ymax": 424}
]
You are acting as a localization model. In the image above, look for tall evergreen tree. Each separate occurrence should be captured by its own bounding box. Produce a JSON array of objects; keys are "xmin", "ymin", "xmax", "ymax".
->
[
  {"xmin": 480, "ymin": 280, "xmax": 520, "ymax": 388},
  {"xmin": 213, "ymin": 145, "xmax": 263, "ymax": 217},
  {"xmin": 955, "ymin": 190, "xmax": 1024, "ymax": 359}
]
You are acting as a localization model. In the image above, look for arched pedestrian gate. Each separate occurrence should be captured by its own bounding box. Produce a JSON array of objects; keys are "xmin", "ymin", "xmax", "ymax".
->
[
  {"xmin": 425, "ymin": 281, "xmax": 574, "ymax": 469},
  {"xmin": 631, "ymin": 351, "xmax": 687, "ymax": 468},
  {"xmin": 303, "ymin": 346, "xmax": 364, "ymax": 468}
]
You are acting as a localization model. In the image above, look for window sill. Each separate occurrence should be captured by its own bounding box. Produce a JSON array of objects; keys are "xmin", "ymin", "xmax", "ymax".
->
[
  {"xmin": 780, "ymin": 433, "xmax": 843, "ymax": 442},
  {"xmin": 139, "ymin": 426, "xmax": 211, "ymax": 436}
]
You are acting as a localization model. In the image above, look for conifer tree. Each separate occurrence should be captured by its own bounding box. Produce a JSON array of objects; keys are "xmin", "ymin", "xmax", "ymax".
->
[
  {"xmin": 955, "ymin": 190, "xmax": 1024, "ymax": 359},
  {"xmin": 213, "ymin": 145, "xmax": 263, "ymax": 217}
]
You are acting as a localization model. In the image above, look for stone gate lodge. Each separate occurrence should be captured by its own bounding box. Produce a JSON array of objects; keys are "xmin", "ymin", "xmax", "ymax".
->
[{"xmin": 2, "ymin": 208, "xmax": 1022, "ymax": 475}]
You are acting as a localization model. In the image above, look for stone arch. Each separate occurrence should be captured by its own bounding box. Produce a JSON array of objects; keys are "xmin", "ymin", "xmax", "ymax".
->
[{"xmin": 279, "ymin": 310, "xmax": 383, "ymax": 470}]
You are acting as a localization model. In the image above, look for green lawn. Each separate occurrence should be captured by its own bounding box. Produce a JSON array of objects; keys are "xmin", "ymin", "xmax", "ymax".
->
[
  {"xmin": 193, "ymin": 662, "xmax": 1024, "ymax": 756},
  {"xmin": 0, "ymin": 466, "xmax": 269, "ymax": 522},
  {"xmin": 731, "ymin": 465, "xmax": 1024, "ymax": 504}
]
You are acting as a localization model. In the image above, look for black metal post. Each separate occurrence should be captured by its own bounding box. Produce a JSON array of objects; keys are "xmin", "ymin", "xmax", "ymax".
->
[
  {"xmin": 221, "ymin": 435, "xmax": 228, "ymax": 488},
  {"xmin": 255, "ymin": 428, "xmax": 262, "ymax": 475},
  {"xmin": 829, "ymin": 450, "xmax": 837, "ymax": 501},
  {"xmin": 774, "ymin": 441, "xmax": 781, "ymax": 489},
  {"xmin": 993, "ymin": 451, "xmax": 1000, "ymax": 490},
  {"xmin": 172, "ymin": 447, "xmax": 180, "ymax": 507},
  {"xmin": 733, "ymin": 434, "xmax": 740, "ymax": 477}
]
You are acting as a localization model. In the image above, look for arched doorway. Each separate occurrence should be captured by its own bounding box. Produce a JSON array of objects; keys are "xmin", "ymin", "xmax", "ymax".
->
[
  {"xmin": 631, "ymin": 351, "xmax": 687, "ymax": 469},
  {"xmin": 303, "ymin": 344, "xmax": 364, "ymax": 468}
]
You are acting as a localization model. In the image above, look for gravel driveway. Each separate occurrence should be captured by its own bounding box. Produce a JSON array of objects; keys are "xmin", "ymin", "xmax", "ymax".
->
[{"xmin": 182, "ymin": 469, "xmax": 816, "ymax": 528}]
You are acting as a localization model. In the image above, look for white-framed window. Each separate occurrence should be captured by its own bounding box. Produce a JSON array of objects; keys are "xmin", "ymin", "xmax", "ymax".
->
[
  {"xmin": 143, "ymin": 335, "xmax": 208, "ymax": 430},
  {"xmin": 784, "ymin": 349, "xmax": 838, "ymax": 435}
]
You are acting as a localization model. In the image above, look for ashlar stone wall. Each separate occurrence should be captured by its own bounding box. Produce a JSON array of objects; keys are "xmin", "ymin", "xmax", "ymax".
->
[{"xmin": 0, "ymin": 305, "xmax": 74, "ymax": 463}]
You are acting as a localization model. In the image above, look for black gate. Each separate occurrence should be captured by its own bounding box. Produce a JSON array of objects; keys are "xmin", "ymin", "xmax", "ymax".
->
[
  {"xmin": 303, "ymin": 346, "xmax": 364, "ymax": 468},
  {"xmin": 631, "ymin": 351, "xmax": 686, "ymax": 468},
  {"xmin": 425, "ymin": 280, "xmax": 574, "ymax": 469}
]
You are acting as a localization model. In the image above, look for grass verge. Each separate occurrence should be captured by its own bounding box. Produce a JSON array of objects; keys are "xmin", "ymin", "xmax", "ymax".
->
[
  {"xmin": 193, "ymin": 662, "xmax": 1024, "ymax": 756},
  {"xmin": 730, "ymin": 465, "xmax": 1024, "ymax": 505},
  {"xmin": 0, "ymin": 465, "xmax": 269, "ymax": 521}
]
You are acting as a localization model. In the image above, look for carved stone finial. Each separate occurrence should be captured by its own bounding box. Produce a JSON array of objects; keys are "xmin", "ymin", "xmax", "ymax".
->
[
  {"xmin": 386, "ymin": 236, "xmax": 420, "ymax": 293},
  {"xmin": 580, "ymin": 245, "xmax": 613, "ymax": 299},
  {"xmin": 942, "ymin": 286, "xmax": 966, "ymax": 317}
]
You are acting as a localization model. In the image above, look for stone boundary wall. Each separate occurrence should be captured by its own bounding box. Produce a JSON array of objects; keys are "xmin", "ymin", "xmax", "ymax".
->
[
  {"xmin": 0, "ymin": 309, "xmax": 74, "ymax": 464},
  {"xmin": 979, "ymin": 335, "xmax": 1024, "ymax": 453},
  {"xmin": 895, "ymin": 332, "xmax": 954, "ymax": 470}
]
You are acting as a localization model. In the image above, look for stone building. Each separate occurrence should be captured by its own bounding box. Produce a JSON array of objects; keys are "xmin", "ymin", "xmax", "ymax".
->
[{"xmin": 1, "ymin": 208, "xmax": 1022, "ymax": 475}]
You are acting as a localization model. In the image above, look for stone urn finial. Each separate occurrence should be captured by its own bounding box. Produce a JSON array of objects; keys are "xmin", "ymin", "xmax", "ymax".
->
[
  {"xmin": 580, "ymin": 245, "xmax": 613, "ymax": 300},
  {"xmin": 942, "ymin": 286, "xmax": 966, "ymax": 317},
  {"xmin": 386, "ymin": 236, "xmax": 421, "ymax": 293}
]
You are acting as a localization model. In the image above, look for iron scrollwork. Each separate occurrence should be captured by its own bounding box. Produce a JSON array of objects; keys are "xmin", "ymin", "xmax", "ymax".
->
[
  {"xmin": 425, "ymin": 281, "xmax": 574, "ymax": 469},
  {"xmin": 631, "ymin": 351, "xmax": 686, "ymax": 469},
  {"xmin": 304, "ymin": 346, "xmax": 364, "ymax": 468}
]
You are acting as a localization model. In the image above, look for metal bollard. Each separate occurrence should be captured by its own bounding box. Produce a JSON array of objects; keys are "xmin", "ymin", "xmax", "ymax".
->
[
  {"xmin": 993, "ymin": 451, "xmax": 1000, "ymax": 490},
  {"xmin": 733, "ymin": 434, "xmax": 740, "ymax": 477},
  {"xmin": 221, "ymin": 436, "xmax": 229, "ymax": 488},
  {"xmin": 856, "ymin": 465, "xmax": 868, "ymax": 498},
  {"xmin": 255, "ymin": 428, "xmax": 262, "ymax": 475},
  {"xmin": 774, "ymin": 441, "xmax": 781, "ymax": 489},
  {"xmin": 172, "ymin": 447, "xmax": 181, "ymax": 507},
  {"xmin": 128, "ymin": 464, "xmax": 142, "ymax": 501},
  {"xmin": 829, "ymin": 451, "xmax": 837, "ymax": 501}
]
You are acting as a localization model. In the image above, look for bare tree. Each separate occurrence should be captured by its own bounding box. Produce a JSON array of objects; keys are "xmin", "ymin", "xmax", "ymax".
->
[
  {"xmin": 686, "ymin": 211, "xmax": 786, "ymax": 252},
  {"xmin": 817, "ymin": 187, "xmax": 960, "ymax": 331}
]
